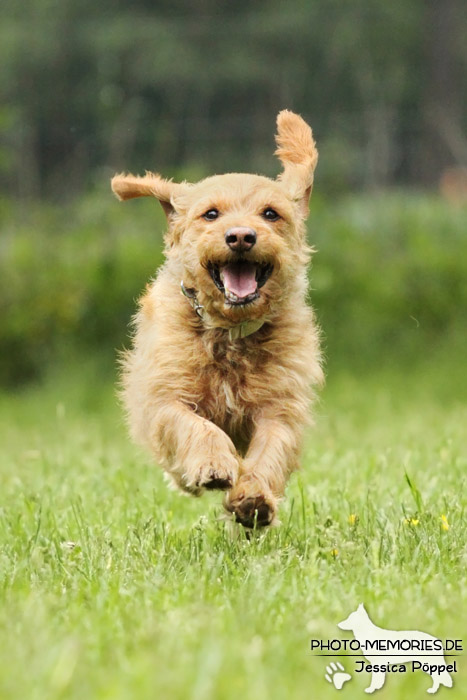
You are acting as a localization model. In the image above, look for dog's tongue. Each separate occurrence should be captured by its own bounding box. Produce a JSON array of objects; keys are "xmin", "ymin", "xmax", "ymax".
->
[{"xmin": 221, "ymin": 261, "xmax": 257, "ymax": 298}]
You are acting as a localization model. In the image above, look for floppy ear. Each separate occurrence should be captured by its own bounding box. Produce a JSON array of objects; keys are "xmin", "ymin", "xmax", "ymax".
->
[
  {"xmin": 275, "ymin": 110, "xmax": 318, "ymax": 218},
  {"xmin": 111, "ymin": 171, "xmax": 184, "ymax": 220}
]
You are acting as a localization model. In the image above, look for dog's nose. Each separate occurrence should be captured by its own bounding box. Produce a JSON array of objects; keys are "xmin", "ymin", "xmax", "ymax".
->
[{"xmin": 224, "ymin": 227, "xmax": 257, "ymax": 252}]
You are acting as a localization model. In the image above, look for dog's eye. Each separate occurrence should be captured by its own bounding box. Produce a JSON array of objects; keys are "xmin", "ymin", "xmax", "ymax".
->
[
  {"xmin": 262, "ymin": 207, "xmax": 280, "ymax": 222},
  {"xmin": 202, "ymin": 208, "xmax": 220, "ymax": 221}
]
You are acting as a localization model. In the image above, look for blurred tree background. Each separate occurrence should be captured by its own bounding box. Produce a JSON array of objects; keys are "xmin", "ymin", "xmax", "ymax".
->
[{"xmin": 1, "ymin": 0, "xmax": 466, "ymax": 386}]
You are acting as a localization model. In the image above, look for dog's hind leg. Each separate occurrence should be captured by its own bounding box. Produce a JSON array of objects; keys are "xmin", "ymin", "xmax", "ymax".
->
[{"xmin": 427, "ymin": 668, "xmax": 453, "ymax": 693}]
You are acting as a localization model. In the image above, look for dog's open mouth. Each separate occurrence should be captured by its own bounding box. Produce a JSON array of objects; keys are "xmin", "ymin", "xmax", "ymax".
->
[{"xmin": 208, "ymin": 261, "xmax": 273, "ymax": 305}]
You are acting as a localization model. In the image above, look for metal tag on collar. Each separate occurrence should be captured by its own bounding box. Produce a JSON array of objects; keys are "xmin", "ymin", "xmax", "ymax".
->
[
  {"xmin": 228, "ymin": 319, "xmax": 265, "ymax": 341},
  {"xmin": 180, "ymin": 281, "xmax": 204, "ymax": 319}
]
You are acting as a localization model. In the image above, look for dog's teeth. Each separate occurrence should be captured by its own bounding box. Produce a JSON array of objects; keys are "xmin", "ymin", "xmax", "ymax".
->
[{"xmin": 225, "ymin": 290, "xmax": 239, "ymax": 302}]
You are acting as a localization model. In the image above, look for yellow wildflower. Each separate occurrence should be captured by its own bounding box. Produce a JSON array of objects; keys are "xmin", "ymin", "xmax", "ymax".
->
[
  {"xmin": 348, "ymin": 513, "xmax": 358, "ymax": 526},
  {"xmin": 440, "ymin": 514, "xmax": 449, "ymax": 531}
]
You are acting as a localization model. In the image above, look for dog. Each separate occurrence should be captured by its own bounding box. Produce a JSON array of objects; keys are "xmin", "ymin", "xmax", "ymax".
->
[
  {"xmin": 111, "ymin": 110, "xmax": 323, "ymax": 528},
  {"xmin": 338, "ymin": 604, "xmax": 454, "ymax": 694}
]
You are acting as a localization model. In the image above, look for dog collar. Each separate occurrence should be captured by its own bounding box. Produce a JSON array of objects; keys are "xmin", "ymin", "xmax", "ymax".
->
[{"xmin": 180, "ymin": 281, "xmax": 265, "ymax": 341}]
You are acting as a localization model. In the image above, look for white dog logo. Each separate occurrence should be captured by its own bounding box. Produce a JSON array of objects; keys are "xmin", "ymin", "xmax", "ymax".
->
[{"xmin": 338, "ymin": 604, "xmax": 453, "ymax": 694}]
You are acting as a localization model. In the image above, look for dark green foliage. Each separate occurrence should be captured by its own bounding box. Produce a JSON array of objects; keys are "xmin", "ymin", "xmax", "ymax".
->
[
  {"xmin": 0, "ymin": 195, "xmax": 165, "ymax": 385},
  {"xmin": 0, "ymin": 0, "xmax": 466, "ymax": 198},
  {"xmin": 310, "ymin": 194, "xmax": 467, "ymax": 371}
]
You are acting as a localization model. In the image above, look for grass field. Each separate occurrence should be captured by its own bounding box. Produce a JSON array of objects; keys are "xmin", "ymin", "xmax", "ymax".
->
[{"xmin": 1, "ymin": 351, "xmax": 466, "ymax": 699}]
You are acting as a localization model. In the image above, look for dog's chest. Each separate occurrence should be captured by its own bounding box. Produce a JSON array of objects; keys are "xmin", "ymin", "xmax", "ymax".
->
[{"xmin": 195, "ymin": 336, "xmax": 265, "ymax": 429}]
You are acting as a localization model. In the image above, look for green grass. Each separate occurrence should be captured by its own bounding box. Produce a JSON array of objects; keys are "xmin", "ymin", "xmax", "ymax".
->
[{"xmin": 1, "ymin": 355, "xmax": 466, "ymax": 699}]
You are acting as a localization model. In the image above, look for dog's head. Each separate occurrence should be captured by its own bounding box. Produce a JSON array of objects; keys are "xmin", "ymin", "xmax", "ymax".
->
[
  {"xmin": 337, "ymin": 604, "xmax": 369, "ymax": 631},
  {"xmin": 112, "ymin": 110, "xmax": 318, "ymax": 326}
]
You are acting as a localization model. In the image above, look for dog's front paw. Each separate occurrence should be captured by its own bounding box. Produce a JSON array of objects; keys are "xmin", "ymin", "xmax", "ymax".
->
[
  {"xmin": 224, "ymin": 478, "xmax": 277, "ymax": 528},
  {"xmin": 182, "ymin": 454, "xmax": 239, "ymax": 494},
  {"xmin": 197, "ymin": 465, "xmax": 234, "ymax": 491}
]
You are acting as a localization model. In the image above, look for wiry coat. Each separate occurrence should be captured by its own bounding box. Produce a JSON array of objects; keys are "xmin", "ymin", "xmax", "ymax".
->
[{"xmin": 112, "ymin": 111, "xmax": 323, "ymax": 528}]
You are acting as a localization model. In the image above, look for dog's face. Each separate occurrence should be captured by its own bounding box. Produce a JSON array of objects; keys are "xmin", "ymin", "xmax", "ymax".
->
[
  {"xmin": 112, "ymin": 111, "xmax": 318, "ymax": 325},
  {"xmin": 164, "ymin": 172, "xmax": 309, "ymax": 323}
]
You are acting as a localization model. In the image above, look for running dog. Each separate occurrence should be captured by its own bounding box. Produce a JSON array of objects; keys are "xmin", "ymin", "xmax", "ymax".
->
[{"xmin": 111, "ymin": 110, "xmax": 323, "ymax": 528}]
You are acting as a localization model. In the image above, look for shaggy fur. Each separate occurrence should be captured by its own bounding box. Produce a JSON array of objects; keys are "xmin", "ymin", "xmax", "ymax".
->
[{"xmin": 111, "ymin": 110, "xmax": 323, "ymax": 528}]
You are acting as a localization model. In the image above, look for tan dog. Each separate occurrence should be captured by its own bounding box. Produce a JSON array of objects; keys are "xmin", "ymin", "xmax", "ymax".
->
[{"xmin": 111, "ymin": 110, "xmax": 323, "ymax": 528}]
